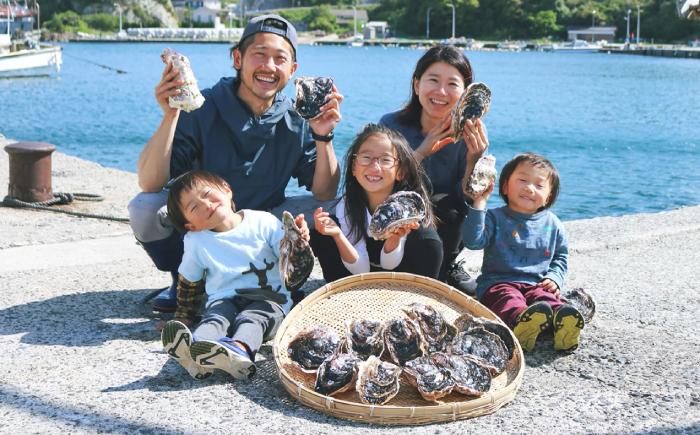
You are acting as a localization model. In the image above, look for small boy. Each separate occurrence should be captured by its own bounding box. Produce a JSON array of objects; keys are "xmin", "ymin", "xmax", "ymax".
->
[
  {"xmin": 463, "ymin": 152, "xmax": 584, "ymax": 352},
  {"xmin": 156, "ymin": 170, "xmax": 309, "ymax": 380}
]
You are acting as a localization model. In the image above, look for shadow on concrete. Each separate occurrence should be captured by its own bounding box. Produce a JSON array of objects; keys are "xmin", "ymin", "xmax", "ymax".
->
[
  {"xmin": 0, "ymin": 288, "xmax": 160, "ymax": 346},
  {"xmin": 0, "ymin": 386, "xmax": 185, "ymax": 434},
  {"xmin": 522, "ymin": 332, "xmax": 572, "ymax": 368},
  {"xmin": 624, "ymin": 426, "xmax": 700, "ymax": 435}
]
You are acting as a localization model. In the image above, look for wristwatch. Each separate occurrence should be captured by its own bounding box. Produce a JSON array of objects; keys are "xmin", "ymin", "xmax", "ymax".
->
[{"xmin": 311, "ymin": 130, "xmax": 334, "ymax": 142}]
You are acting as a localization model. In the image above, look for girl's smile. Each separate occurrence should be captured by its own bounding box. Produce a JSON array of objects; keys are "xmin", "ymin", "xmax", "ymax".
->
[
  {"xmin": 352, "ymin": 133, "xmax": 403, "ymax": 213},
  {"xmin": 503, "ymin": 162, "xmax": 552, "ymax": 214}
]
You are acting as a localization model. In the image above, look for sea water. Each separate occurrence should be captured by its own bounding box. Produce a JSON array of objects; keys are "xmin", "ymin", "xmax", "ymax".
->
[{"xmin": 1, "ymin": 42, "xmax": 699, "ymax": 221}]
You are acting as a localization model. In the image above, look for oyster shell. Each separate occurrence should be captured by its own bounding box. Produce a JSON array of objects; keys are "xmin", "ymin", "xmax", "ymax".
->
[
  {"xmin": 431, "ymin": 353, "xmax": 491, "ymax": 396},
  {"xmin": 356, "ymin": 355, "xmax": 402, "ymax": 405},
  {"xmin": 369, "ymin": 191, "xmax": 426, "ymax": 240},
  {"xmin": 454, "ymin": 313, "xmax": 515, "ymax": 360},
  {"xmin": 383, "ymin": 318, "xmax": 427, "ymax": 366},
  {"xmin": 402, "ymin": 303, "xmax": 457, "ymax": 354},
  {"xmin": 345, "ymin": 319, "xmax": 385, "ymax": 360},
  {"xmin": 294, "ymin": 76, "xmax": 334, "ymax": 120},
  {"xmin": 315, "ymin": 351, "xmax": 362, "ymax": 396},
  {"xmin": 279, "ymin": 211, "xmax": 314, "ymax": 292},
  {"xmin": 403, "ymin": 356, "xmax": 454, "ymax": 402},
  {"xmin": 451, "ymin": 82, "xmax": 491, "ymax": 142},
  {"xmin": 449, "ymin": 327, "xmax": 509, "ymax": 375},
  {"xmin": 465, "ymin": 155, "xmax": 497, "ymax": 197},
  {"xmin": 160, "ymin": 48, "xmax": 205, "ymax": 113},
  {"xmin": 287, "ymin": 325, "xmax": 340, "ymax": 373},
  {"xmin": 561, "ymin": 288, "xmax": 596, "ymax": 324}
]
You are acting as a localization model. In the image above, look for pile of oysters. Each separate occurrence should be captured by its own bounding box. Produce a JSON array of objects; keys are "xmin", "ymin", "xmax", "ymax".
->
[{"xmin": 286, "ymin": 303, "xmax": 515, "ymax": 405}]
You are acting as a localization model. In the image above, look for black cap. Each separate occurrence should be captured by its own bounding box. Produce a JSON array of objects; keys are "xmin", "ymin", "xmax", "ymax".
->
[{"xmin": 240, "ymin": 14, "xmax": 298, "ymax": 56}]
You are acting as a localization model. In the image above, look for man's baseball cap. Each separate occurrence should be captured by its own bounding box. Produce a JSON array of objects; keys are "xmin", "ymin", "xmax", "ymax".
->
[{"xmin": 240, "ymin": 14, "xmax": 298, "ymax": 56}]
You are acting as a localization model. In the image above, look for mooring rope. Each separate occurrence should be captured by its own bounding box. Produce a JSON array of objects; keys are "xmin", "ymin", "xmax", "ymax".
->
[{"xmin": 3, "ymin": 193, "xmax": 130, "ymax": 222}]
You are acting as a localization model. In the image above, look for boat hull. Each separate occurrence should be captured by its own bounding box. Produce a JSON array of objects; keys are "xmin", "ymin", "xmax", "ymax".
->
[{"xmin": 0, "ymin": 45, "xmax": 62, "ymax": 78}]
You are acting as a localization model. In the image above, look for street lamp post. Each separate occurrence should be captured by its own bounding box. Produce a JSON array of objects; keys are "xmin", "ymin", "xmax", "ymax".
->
[
  {"xmin": 636, "ymin": 4, "xmax": 640, "ymax": 46},
  {"xmin": 34, "ymin": 1, "xmax": 40, "ymax": 31},
  {"xmin": 426, "ymin": 6, "xmax": 433, "ymax": 39},
  {"xmin": 591, "ymin": 10, "xmax": 596, "ymax": 42},
  {"xmin": 350, "ymin": 5, "xmax": 356, "ymax": 39},
  {"xmin": 113, "ymin": 3, "xmax": 122, "ymax": 35},
  {"xmin": 240, "ymin": 1, "xmax": 244, "ymax": 27},
  {"xmin": 625, "ymin": 9, "xmax": 630, "ymax": 45},
  {"xmin": 447, "ymin": 3, "xmax": 455, "ymax": 39}
]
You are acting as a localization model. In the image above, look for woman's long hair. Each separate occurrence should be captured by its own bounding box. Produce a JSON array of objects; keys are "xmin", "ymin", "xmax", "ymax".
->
[
  {"xmin": 396, "ymin": 44, "xmax": 473, "ymax": 128},
  {"xmin": 341, "ymin": 123, "xmax": 435, "ymax": 244}
]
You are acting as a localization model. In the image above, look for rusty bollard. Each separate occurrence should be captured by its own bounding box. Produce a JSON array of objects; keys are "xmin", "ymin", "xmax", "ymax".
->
[{"xmin": 4, "ymin": 141, "xmax": 57, "ymax": 203}]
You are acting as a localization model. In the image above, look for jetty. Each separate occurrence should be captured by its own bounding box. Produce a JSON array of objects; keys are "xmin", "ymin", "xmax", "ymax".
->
[{"xmin": 1, "ymin": 136, "xmax": 699, "ymax": 433}]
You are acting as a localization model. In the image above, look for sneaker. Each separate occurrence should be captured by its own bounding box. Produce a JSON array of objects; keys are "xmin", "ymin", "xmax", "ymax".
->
[
  {"xmin": 446, "ymin": 259, "xmax": 478, "ymax": 297},
  {"xmin": 512, "ymin": 301, "xmax": 553, "ymax": 352},
  {"xmin": 161, "ymin": 320, "xmax": 213, "ymax": 380},
  {"xmin": 189, "ymin": 338, "xmax": 256, "ymax": 380},
  {"xmin": 553, "ymin": 304, "xmax": 585, "ymax": 352}
]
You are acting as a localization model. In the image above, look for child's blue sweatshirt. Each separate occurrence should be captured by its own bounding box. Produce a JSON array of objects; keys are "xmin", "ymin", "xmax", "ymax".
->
[{"xmin": 463, "ymin": 206, "xmax": 568, "ymax": 299}]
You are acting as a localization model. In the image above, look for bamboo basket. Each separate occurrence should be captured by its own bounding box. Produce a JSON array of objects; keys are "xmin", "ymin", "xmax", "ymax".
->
[{"xmin": 272, "ymin": 272, "xmax": 524, "ymax": 426}]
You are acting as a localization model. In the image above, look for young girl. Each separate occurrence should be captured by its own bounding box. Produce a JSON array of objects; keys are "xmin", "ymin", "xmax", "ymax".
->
[
  {"xmin": 463, "ymin": 153, "xmax": 584, "ymax": 352},
  {"xmin": 310, "ymin": 123, "xmax": 443, "ymax": 282}
]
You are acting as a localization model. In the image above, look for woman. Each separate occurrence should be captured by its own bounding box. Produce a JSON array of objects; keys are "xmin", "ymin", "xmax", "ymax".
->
[{"xmin": 379, "ymin": 44, "xmax": 489, "ymax": 296}]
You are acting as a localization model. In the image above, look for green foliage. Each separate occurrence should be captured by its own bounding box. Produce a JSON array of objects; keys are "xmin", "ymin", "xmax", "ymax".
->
[
  {"xmin": 278, "ymin": 9, "xmax": 311, "ymax": 23},
  {"xmin": 83, "ymin": 13, "xmax": 119, "ymax": 32},
  {"xmin": 308, "ymin": 6, "xmax": 338, "ymax": 33},
  {"xmin": 529, "ymin": 10, "xmax": 559, "ymax": 36},
  {"xmin": 45, "ymin": 11, "xmax": 88, "ymax": 33}
]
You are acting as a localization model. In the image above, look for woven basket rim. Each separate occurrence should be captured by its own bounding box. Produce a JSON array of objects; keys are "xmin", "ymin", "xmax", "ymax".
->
[{"xmin": 272, "ymin": 272, "xmax": 525, "ymax": 425}]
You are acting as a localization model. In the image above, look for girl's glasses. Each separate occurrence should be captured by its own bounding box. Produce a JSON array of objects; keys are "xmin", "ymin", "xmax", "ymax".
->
[{"xmin": 353, "ymin": 152, "xmax": 398, "ymax": 169}]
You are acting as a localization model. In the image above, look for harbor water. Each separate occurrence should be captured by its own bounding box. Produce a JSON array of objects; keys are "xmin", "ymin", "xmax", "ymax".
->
[{"xmin": 1, "ymin": 42, "xmax": 699, "ymax": 221}]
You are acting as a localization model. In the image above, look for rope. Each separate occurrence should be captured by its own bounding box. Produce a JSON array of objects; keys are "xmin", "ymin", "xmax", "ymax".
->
[
  {"xmin": 63, "ymin": 53, "xmax": 131, "ymax": 74},
  {"xmin": 2, "ymin": 193, "xmax": 130, "ymax": 222}
]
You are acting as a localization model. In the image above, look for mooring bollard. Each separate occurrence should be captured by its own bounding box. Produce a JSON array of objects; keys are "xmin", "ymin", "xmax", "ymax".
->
[{"xmin": 4, "ymin": 141, "xmax": 56, "ymax": 203}]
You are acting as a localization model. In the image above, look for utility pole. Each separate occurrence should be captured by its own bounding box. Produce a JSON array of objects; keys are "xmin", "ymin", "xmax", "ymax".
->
[
  {"xmin": 426, "ymin": 6, "xmax": 433, "ymax": 39},
  {"xmin": 591, "ymin": 10, "xmax": 595, "ymax": 42},
  {"xmin": 448, "ymin": 3, "xmax": 455, "ymax": 39},
  {"xmin": 351, "ymin": 5, "xmax": 356, "ymax": 39},
  {"xmin": 636, "ymin": 5, "xmax": 640, "ymax": 45},
  {"xmin": 240, "ymin": 0, "xmax": 243, "ymax": 27},
  {"xmin": 113, "ymin": 3, "xmax": 122, "ymax": 35},
  {"xmin": 625, "ymin": 9, "xmax": 630, "ymax": 44}
]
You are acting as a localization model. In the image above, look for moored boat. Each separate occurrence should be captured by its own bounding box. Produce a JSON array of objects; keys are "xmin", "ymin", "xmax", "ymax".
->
[{"xmin": 552, "ymin": 39, "xmax": 602, "ymax": 53}]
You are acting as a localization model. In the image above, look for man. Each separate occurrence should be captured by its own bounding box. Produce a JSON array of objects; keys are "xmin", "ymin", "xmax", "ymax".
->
[{"xmin": 129, "ymin": 15, "xmax": 342, "ymax": 312}]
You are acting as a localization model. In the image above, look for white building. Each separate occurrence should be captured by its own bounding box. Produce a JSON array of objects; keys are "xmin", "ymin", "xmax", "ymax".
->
[{"xmin": 363, "ymin": 21, "xmax": 389, "ymax": 40}]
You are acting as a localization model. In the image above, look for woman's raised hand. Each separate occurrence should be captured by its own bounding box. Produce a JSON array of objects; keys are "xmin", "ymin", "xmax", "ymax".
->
[
  {"xmin": 313, "ymin": 207, "xmax": 341, "ymax": 237},
  {"xmin": 415, "ymin": 114, "xmax": 452, "ymax": 160},
  {"xmin": 463, "ymin": 118, "xmax": 489, "ymax": 159},
  {"xmin": 155, "ymin": 62, "xmax": 182, "ymax": 118}
]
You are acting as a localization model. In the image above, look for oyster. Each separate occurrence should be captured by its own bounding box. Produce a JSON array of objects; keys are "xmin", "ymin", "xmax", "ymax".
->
[
  {"xmin": 561, "ymin": 288, "xmax": 596, "ymax": 324},
  {"xmin": 356, "ymin": 355, "xmax": 402, "ymax": 405},
  {"xmin": 369, "ymin": 191, "xmax": 426, "ymax": 240},
  {"xmin": 287, "ymin": 325, "xmax": 340, "ymax": 373},
  {"xmin": 451, "ymin": 82, "xmax": 491, "ymax": 142},
  {"xmin": 345, "ymin": 319, "xmax": 385, "ymax": 360},
  {"xmin": 315, "ymin": 351, "xmax": 362, "ymax": 396},
  {"xmin": 160, "ymin": 48, "xmax": 205, "ymax": 113},
  {"xmin": 402, "ymin": 303, "xmax": 457, "ymax": 354},
  {"xmin": 454, "ymin": 313, "xmax": 515, "ymax": 360},
  {"xmin": 294, "ymin": 76, "xmax": 334, "ymax": 120},
  {"xmin": 279, "ymin": 211, "xmax": 314, "ymax": 292},
  {"xmin": 464, "ymin": 155, "xmax": 497, "ymax": 197},
  {"xmin": 383, "ymin": 318, "xmax": 427, "ymax": 366},
  {"xmin": 431, "ymin": 353, "xmax": 491, "ymax": 396},
  {"xmin": 449, "ymin": 327, "xmax": 509, "ymax": 375},
  {"xmin": 403, "ymin": 356, "xmax": 454, "ymax": 402}
]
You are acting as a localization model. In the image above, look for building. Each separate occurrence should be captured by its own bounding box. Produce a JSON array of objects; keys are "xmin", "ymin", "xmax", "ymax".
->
[
  {"xmin": 566, "ymin": 26, "xmax": 617, "ymax": 42},
  {"xmin": 328, "ymin": 8, "xmax": 369, "ymax": 26},
  {"xmin": 363, "ymin": 21, "xmax": 389, "ymax": 40}
]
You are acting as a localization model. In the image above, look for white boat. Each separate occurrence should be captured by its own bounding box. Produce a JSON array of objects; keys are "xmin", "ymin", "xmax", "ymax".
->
[
  {"xmin": 0, "ymin": 2, "xmax": 62, "ymax": 78},
  {"xmin": 552, "ymin": 39, "xmax": 602, "ymax": 53}
]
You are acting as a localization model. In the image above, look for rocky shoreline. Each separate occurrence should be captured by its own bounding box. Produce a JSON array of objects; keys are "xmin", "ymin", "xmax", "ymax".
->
[{"xmin": 1, "ymin": 136, "xmax": 699, "ymax": 434}]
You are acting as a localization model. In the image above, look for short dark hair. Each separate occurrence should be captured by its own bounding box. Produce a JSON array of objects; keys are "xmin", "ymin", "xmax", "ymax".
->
[
  {"xmin": 396, "ymin": 44, "xmax": 473, "ymax": 128},
  {"xmin": 498, "ymin": 152, "xmax": 560, "ymax": 211},
  {"xmin": 167, "ymin": 170, "xmax": 236, "ymax": 234}
]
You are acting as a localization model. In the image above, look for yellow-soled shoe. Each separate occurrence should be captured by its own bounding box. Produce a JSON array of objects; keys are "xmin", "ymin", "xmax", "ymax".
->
[
  {"xmin": 512, "ymin": 301, "xmax": 553, "ymax": 352},
  {"xmin": 553, "ymin": 304, "xmax": 585, "ymax": 352},
  {"xmin": 161, "ymin": 320, "xmax": 213, "ymax": 380}
]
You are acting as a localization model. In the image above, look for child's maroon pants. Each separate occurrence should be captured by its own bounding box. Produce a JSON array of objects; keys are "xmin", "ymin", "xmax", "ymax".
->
[{"xmin": 479, "ymin": 282, "xmax": 564, "ymax": 329}]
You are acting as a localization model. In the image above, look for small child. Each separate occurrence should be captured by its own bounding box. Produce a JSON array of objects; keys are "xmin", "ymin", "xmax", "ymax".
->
[
  {"xmin": 463, "ymin": 152, "xmax": 584, "ymax": 352},
  {"xmin": 311, "ymin": 123, "xmax": 443, "ymax": 281},
  {"xmin": 155, "ymin": 170, "xmax": 309, "ymax": 380}
]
